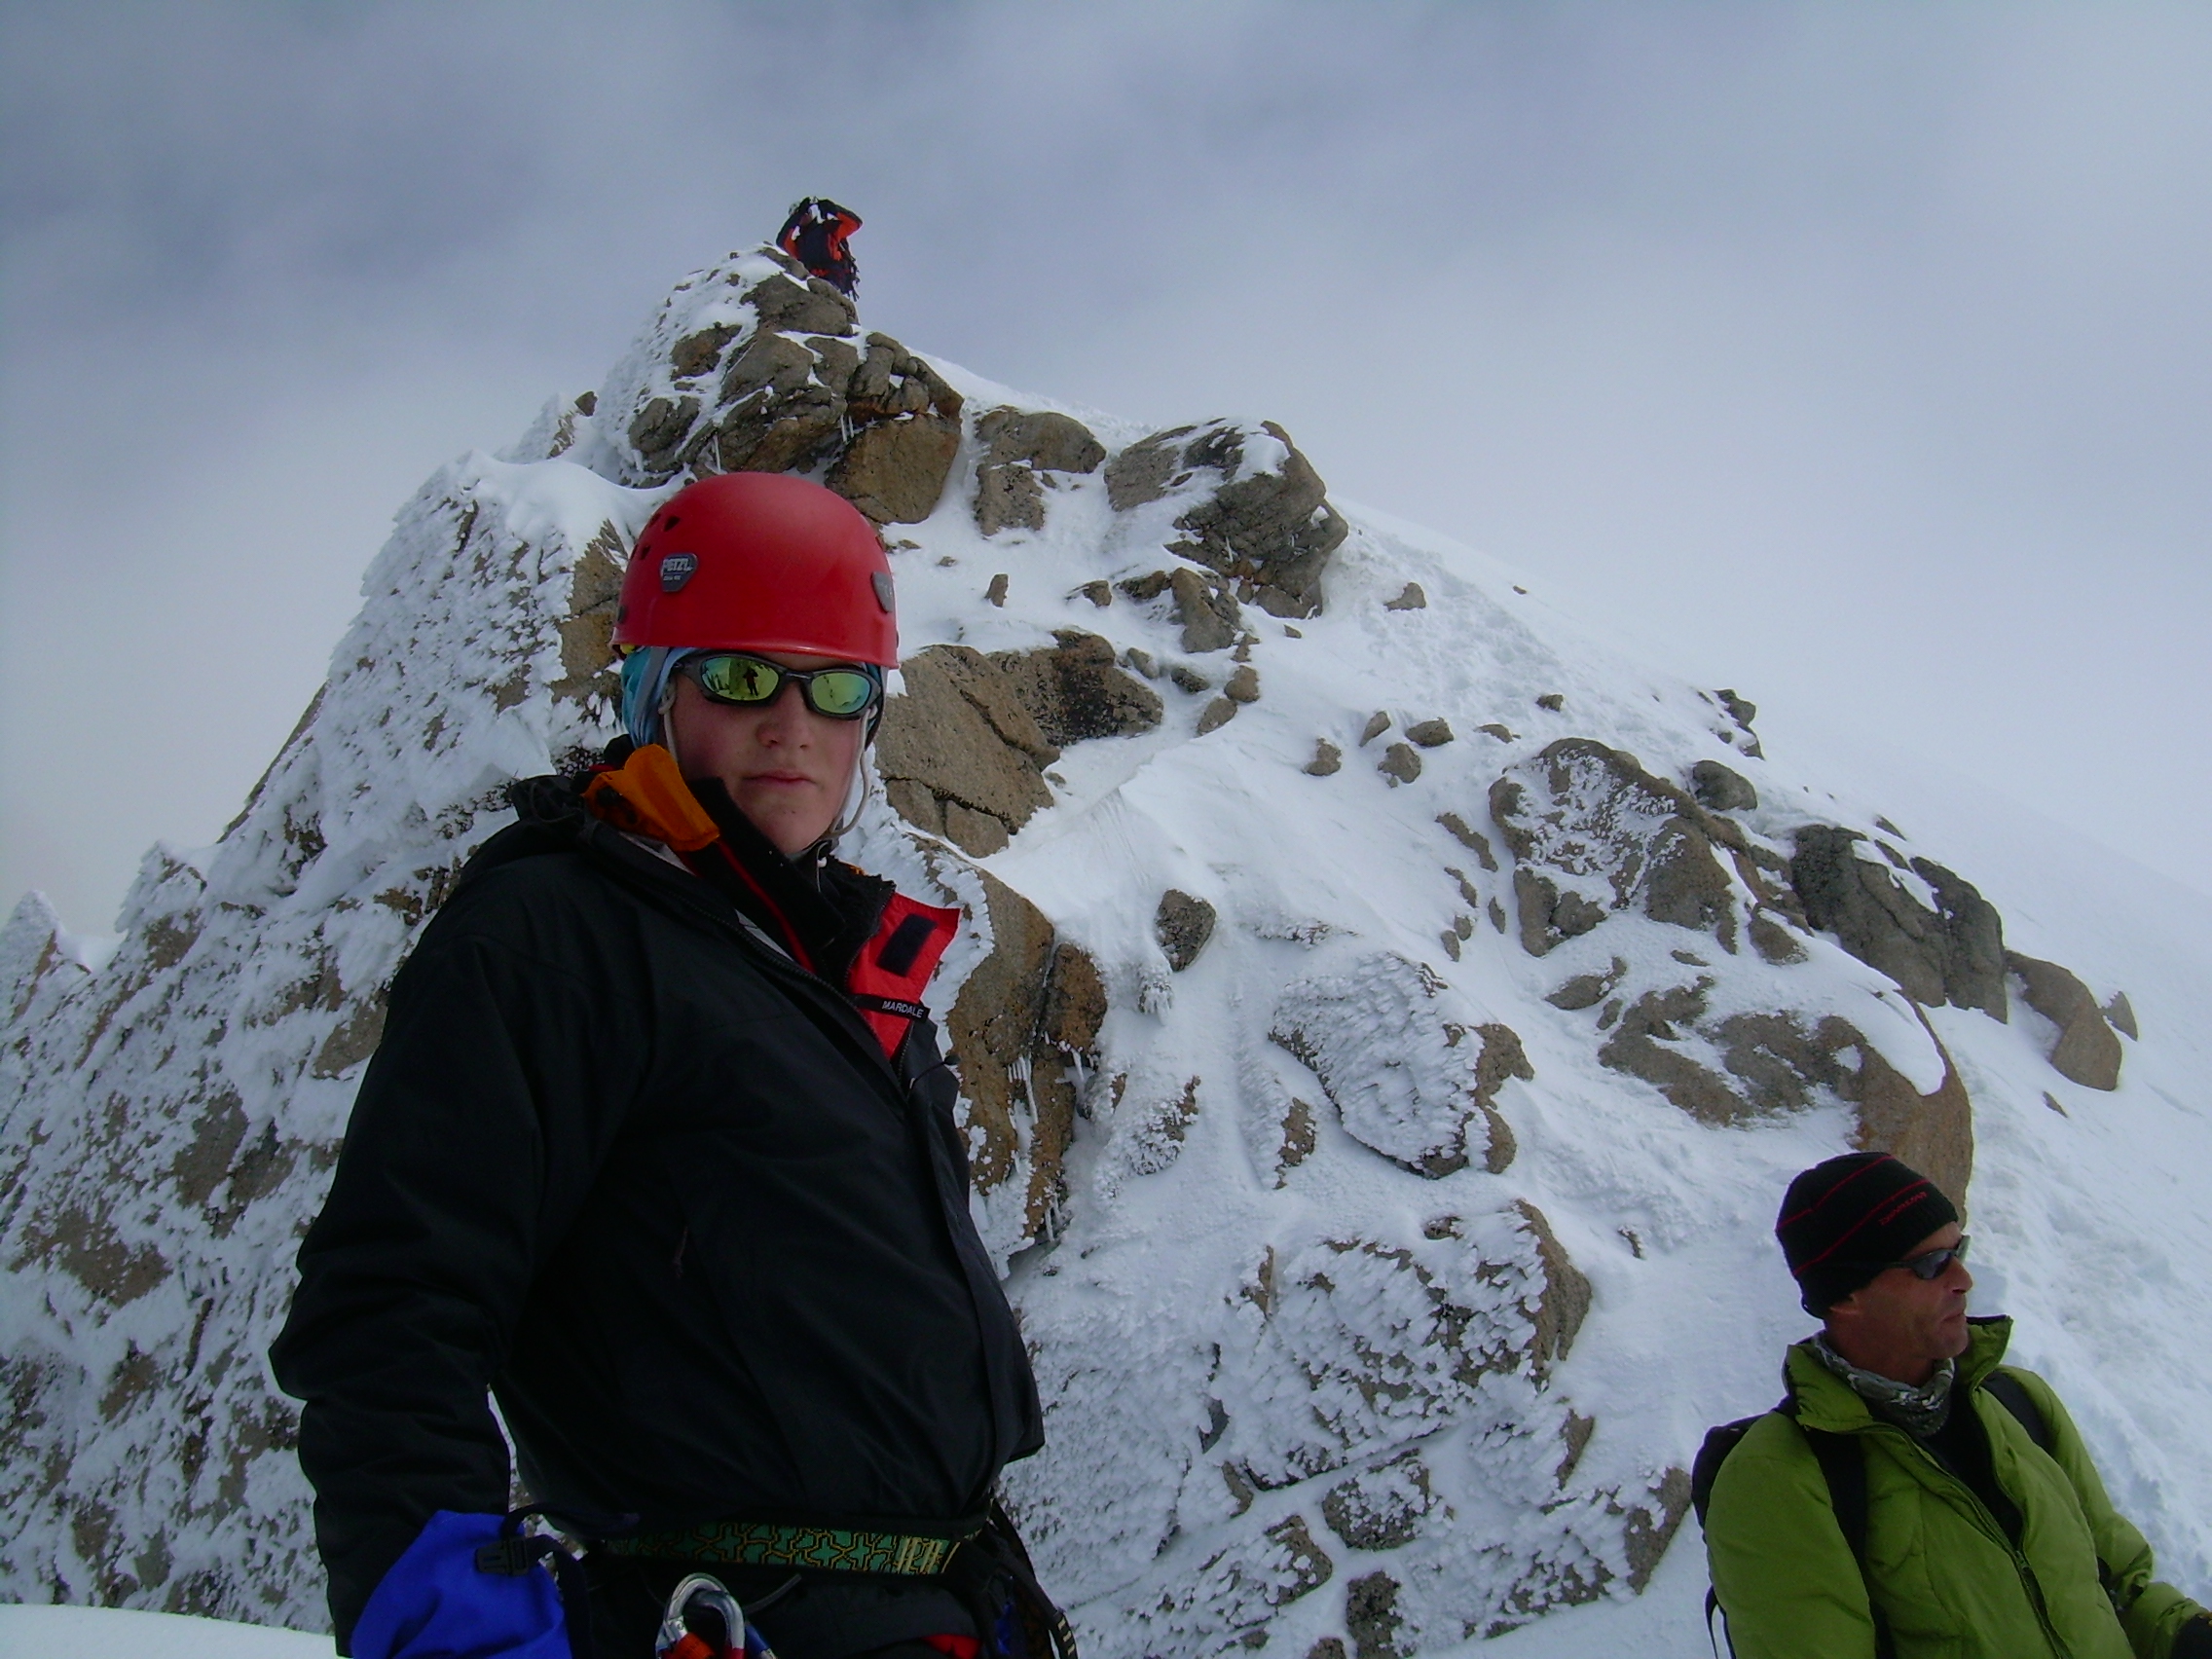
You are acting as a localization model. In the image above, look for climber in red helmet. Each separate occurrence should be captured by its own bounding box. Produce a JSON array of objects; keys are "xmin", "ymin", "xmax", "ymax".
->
[
  {"xmin": 777, "ymin": 199, "xmax": 863, "ymax": 297},
  {"xmin": 273, "ymin": 474, "xmax": 1065, "ymax": 1659}
]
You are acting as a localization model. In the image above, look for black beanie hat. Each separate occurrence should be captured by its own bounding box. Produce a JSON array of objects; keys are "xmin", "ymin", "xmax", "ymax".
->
[{"xmin": 1777, "ymin": 1152, "xmax": 1959, "ymax": 1316}]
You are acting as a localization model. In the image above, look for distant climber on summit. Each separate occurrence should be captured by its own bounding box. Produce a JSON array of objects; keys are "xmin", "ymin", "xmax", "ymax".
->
[
  {"xmin": 1697, "ymin": 1152, "xmax": 2211, "ymax": 1659},
  {"xmin": 778, "ymin": 198, "xmax": 863, "ymax": 296}
]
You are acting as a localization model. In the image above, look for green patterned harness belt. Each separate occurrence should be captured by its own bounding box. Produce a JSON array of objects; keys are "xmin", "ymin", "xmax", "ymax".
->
[{"xmin": 603, "ymin": 1520, "xmax": 982, "ymax": 1576}]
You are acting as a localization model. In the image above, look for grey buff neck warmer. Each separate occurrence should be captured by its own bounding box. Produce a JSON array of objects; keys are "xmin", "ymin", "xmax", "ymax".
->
[{"xmin": 1811, "ymin": 1333, "xmax": 1957, "ymax": 1437}]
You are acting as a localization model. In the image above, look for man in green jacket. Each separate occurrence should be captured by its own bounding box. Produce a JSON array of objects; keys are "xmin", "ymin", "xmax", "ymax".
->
[{"xmin": 1705, "ymin": 1151, "xmax": 2210, "ymax": 1659}]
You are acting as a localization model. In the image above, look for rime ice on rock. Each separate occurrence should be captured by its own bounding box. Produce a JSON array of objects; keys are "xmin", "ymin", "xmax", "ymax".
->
[
  {"xmin": 0, "ymin": 456, "xmax": 651, "ymax": 1623},
  {"xmin": 2, "ymin": 243, "xmax": 2178, "ymax": 1652}
]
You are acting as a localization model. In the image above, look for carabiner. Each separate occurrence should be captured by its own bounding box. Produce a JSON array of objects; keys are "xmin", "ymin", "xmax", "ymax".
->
[{"xmin": 656, "ymin": 1571, "xmax": 748, "ymax": 1659}]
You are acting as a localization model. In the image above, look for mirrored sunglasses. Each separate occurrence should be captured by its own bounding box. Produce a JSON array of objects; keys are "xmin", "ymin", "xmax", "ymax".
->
[
  {"xmin": 1879, "ymin": 1235, "xmax": 1971, "ymax": 1281},
  {"xmin": 682, "ymin": 652, "xmax": 882, "ymax": 720}
]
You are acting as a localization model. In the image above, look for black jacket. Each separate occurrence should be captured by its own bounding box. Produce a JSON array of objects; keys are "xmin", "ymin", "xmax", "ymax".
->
[{"xmin": 270, "ymin": 770, "xmax": 1043, "ymax": 1648}]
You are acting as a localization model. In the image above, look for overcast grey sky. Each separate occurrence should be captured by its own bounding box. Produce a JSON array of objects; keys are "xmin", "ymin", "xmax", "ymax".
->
[{"xmin": 5, "ymin": 2, "xmax": 2209, "ymax": 931}]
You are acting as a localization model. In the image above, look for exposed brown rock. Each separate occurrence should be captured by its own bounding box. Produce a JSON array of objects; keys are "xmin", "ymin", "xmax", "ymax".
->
[
  {"xmin": 1513, "ymin": 1201, "xmax": 1591, "ymax": 1372},
  {"xmin": 1157, "ymin": 890, "xmax": 1219, "ymax": 972},
  {"xmin": 2104, "ymin": 991, "xmax": 2139, "ymax": 1040},
  {"xmin": 1749, "ymin": 909, "xmax": 1809, "ymax": 965},
  {"xmin": 1598, "ymin": 981, "xmax": 1746, "ymax": 1124},
  {"xmin": 1198, "ymin": 697, "xmax": 1239, "ymax": 735},
  {"xmin": 1305, "ymin": 741, "xmax": 1343, "ymax": 777},
  {"xmin": 2008, "ymin": 952, "xmax": 2123, "ymax": 1091},
  {"xmin": 1546, "ymin": 958, "xmax": 1627, "ymax": 1012},
  {"xmin": 1436, "ymin": 813, "xmax": 1498, "ymax": 870},
  {"xmin": 1790, "ymin": 829, "xmax": 2006, "ymax": 1018},
  {"xmin": 1688, "ymin": 759, "xmax": 1757, "ymax": 812},
  {"xmin": 1511, "ymin": 869, "xmax": 1607, "ymax": 957},
  {"xmin": 1225, "ymin": 666, "xmax": 1261, "ymax": 704},
  {"xmin": 744, "ymin": 270, "xmax": 858, "ymax": 337},
  {"xmin": 1379, "ymin": 744, "xmax": 1421, "ymax": 786},
  {"xmin": 1320, "ymin": 1453, "xmax": 1434, "ymax": 1550},
  {"xmin": 974, "ymin": 407, "xmax": 1106, "ymax": 536},
  {"xmin": 1276, "ymin": 1097, "xmax": 1318, "ymax": 1183},
  {"xmin": 829, "ymin": 412, "xmax": 962, "ymax": 524},
  {"xmin": 1404, "ymin": 719, "xmax": 1454, "ymax": 748},
  {"xmin": 989, "ymin": 631, "xmax": 1162, "ymax": 746},
  {"xmin": 1360, "ymin": 712, "xmax": 1391, "ymax": 746},
  {"xmin": 1106, "ymin": 419, "xmax": 1348, "ymax": 617},
  {"xmin": 1170, "ymin": 566, "xmax": 1242, "ymax": 652},
  {"xmin": 876, "ymin": 646, "xmax": 1058, "ymax": 856},
  {"xmin": 614, "ymin": 266, "xmax": 962, "ymax": 507},
  {"xmin": 671, "ymin": 323, "xmax": 740, "ymax": 379},
  {"xmin": 1843, "ymin": 1007, "xmax": 1975, "ymax": 1205},
  {"xmin": 1346, "ymin": 1571, "xmax": 1404, "ymax": 1659},
  {"xmin": 944, "ymin": 871, "xmax": 1101, "ymax": 1242},
  {"xmin": 551, "ymin": 521, "xmax": 626, "ymax": 705},
  {"xmin": 1382, "ymin": 583, "xmax": 1427, "ymax": 611},
  {"xmin": 1622, "ymin": 1468, "xmax": 1694, "ymax": 1592},
  {"xmin": 1491, "ymin": 738, "xmax": 1743, "ymax": 957}
]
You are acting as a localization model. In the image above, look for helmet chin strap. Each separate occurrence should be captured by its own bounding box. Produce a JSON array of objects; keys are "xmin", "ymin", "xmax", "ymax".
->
[{"xmin": 822, "ymin": 756, "xmax": 873, "ymax": 851}]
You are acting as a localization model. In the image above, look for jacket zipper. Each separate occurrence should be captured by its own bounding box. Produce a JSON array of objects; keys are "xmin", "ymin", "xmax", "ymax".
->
[
  {"xmin": 591, "ymin": 824, "xmax": 909, "ymax": 1095},
  {"xmin": 1865, "ymin": 1421, "xmax": 2074, "ymax": 1658}
]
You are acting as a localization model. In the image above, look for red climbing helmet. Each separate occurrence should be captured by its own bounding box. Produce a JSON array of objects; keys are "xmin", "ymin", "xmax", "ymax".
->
[{"xmin": 614, "ymin": 473, "xmax": 897, "ymax": 667}]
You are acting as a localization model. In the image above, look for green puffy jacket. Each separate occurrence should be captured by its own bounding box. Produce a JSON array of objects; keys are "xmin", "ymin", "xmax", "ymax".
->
[{"xmin": 1706, "ymin": 1317, "xmax": 2206, "ymax": 1658}]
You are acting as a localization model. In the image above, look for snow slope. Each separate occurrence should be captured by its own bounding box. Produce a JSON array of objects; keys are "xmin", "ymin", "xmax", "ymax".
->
[{"xmin": 3, "ymin": 247, "xmax": 2206, "ymax": 1657}]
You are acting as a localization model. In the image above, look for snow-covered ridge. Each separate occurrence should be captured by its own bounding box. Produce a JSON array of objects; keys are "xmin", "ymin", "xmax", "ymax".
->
[{"xmin": 4, "ymin": 247, "xmax": 2208, "ymax": 1657}]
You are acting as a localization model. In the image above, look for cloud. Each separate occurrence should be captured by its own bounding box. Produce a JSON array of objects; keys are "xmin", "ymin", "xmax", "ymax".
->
[{"xmin": 5, "ymin": 3, "xmax": 2211, "ymax": 926}]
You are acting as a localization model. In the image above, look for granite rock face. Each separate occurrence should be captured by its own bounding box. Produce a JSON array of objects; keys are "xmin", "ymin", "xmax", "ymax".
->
[
  {"xmin": 1489, "ymin": 738, "xmax": 1781, "ymax": 958},
  {"xmin": 604, "ymin": 249, "xmax": 963, "ymax": 524},
  {"xmin": 974, "ymin": 407, "xmax": 1106, "ymax": 536},
  {"xmin": 1790, "ymin": 829, "xmax": 2007, "ymax": 1017},
  {"xmin": 2008, "ymin": 952, "xmax": 2124, "ymax": 1091},
  {"xmin": 875, "ymin": 645, "xmax": 1060, "ymax": 857},
  {"xmin": 989, "ymin": 631, "xmax": 1163, "ymax": 747},
  {"xmin": 1105, "ymin": 419, "xmax": 1348, "ymax": 617}
]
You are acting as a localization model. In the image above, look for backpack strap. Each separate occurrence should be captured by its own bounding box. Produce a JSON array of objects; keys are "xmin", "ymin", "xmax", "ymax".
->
[
  {"xmin": 1701, "ymin": 1392, "xmax": 1900, "ymax": 1659},
  {"xmin": 1980, "ymin": 1368, "xmax": 2054, "ymax": 1455},
  {"xmin": 1800, "ymin": 1427, "xmax": 1895, "ymax": 1659}
]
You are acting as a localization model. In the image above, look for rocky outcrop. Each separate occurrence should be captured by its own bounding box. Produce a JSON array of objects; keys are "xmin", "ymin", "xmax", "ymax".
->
[
  {"xmin": 1589, "ymin": 979, "xmax": 1975, "ymax": 1202},
  {"xmin": 1491, "ymin": 738, "xmax": 1801, "ymax": 958},
  {"xmin": 1270, "ymin": 956, "xmax": 1523, "ymax": 1178},
  {"xmin": 1842, "ymin": 1009, "xmax": 1975, "ymax": 1205},
  {"xmin": 1790, "ymin": 830, "xmax": 2006, "ymax": 1017},
  {"xmin": 989, "ymin": 631, "xmax": 1163, "ymax": 746},
  {"xmin": 1321, "ymin": 1453, "xmax": 1436, "ymax": 1551},
  {"xmin": 1156, "ymin": 890, "xmax": 1218, "ymax": 973},
  {"xmin": 2008, "ymin": 952, "xmax": 2124, "ymax": 1091},
  {"xmin": 876, "ymin": 645, "xmax": 1060, "ymax": 857},
  {"xmin": 879, "ymin": 636, "xmax": 1164, "ymax": 856},
  {"xmin": 1688, "ymin": 759, "xmax": 1757, "ymax": 812},
  {"xmin": 945, "ymin": 871, "xmax": 1105, "ymax": 1245},
  {"xmin": 608, "ymin": 251, "xmax": 963, "ymax": 523},
  {"xmin": 974, "ymin": 407, "xmax": 1106, "ymax": 536},
  {"xmin": 1170, "ymin": 566, "xmax": 1242, "ymax": 652},
  {"xmin": 1105, "ymin": 419, "xmax": 1347, "ymax": 617},
  {"xmin": 0, "ymin": 461, "xmax": 639, "ymax": 1627}
]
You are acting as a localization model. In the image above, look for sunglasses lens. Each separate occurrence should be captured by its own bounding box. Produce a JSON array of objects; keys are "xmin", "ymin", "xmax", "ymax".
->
[
  {"xmin": 806, "ymin": 669, "xmax": 879, "ymax": 718},
  {"xmin": 1914, "ymin": 1237, "xmax": 1970, "ymax": 1278},
  {"xmin": 693, "ymin": 655, "xmax": 782, "ymax": 704}
]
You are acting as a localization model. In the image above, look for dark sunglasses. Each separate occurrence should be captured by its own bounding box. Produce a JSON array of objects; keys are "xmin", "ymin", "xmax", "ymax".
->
[
  {"xmin": 1877, "ymin": 1235, "xmax": 1971, "ymax": 1280},
  {"xmin": 682, "ymin": 652, "xmax": 882, "ymax": 720}
]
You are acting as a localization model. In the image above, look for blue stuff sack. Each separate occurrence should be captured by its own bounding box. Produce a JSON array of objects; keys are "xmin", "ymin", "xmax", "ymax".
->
[{"xmin": 351, "ymin": 1510, "xmax": 576, "ymax": 1659}]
